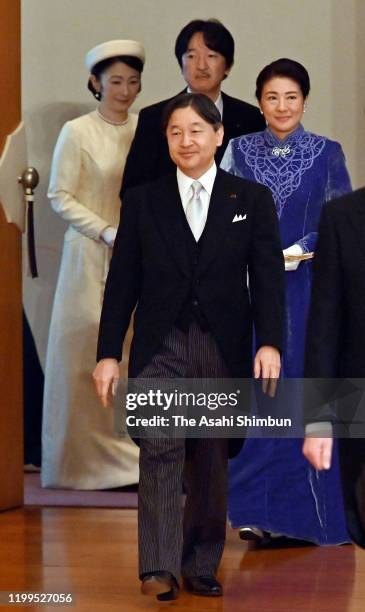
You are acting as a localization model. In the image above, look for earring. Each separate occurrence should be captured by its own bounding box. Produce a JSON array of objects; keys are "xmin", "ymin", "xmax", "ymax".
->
[
  {"xmin": 260, "ymin": 109, "xmax": 264, "ymax": 115},
  {"xmin": 303, "ymin": 104, "xmax": 307, "ymax": 113},
  {"xmin": 95, "ymin": 91, "xmax": 101, "ymax": 101}
]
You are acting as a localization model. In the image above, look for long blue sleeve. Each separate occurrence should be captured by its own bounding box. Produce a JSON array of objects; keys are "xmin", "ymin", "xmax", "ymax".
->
[{"xmin": 296, "ymin": 142, "xmax": 352, "ymax": 253}]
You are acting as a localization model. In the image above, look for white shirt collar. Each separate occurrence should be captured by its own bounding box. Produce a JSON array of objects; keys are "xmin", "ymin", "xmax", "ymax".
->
[
  {"xmin": 186, "ymin": 88, "xmax": 223, "ymax": 119},
  {"xmin": 215, "ymin": 92, "xmax": 223, "ymax": 118},
  {"xmin": 177, "ymin": 163, "xmax": 217, "ymax": 209}
]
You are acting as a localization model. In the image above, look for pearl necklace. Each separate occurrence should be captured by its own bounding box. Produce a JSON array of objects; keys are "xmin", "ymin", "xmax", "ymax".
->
[{"xmin": 97, "ymin": 108, "xmax": 129, "ymax": 126}]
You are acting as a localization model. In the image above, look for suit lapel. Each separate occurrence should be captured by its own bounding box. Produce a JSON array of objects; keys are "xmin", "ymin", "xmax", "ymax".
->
[
  {"xmin": 151, "ymin": 175, "xmax": 190, "ymax": 277},
  {"xmin": 219, "ymin": 93, "xmax": 242, "ymax": 162},
  {"xmin": 221, "ymin": 93, "xmax": 240, "ymax": 137},
  {"xmin": 198, "ymin": 169, "xmax": 237, "ymax": 275}
]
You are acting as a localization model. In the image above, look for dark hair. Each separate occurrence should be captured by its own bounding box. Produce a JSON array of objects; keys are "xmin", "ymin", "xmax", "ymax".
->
[
  {"xmin": 175, "ymin": 19, "xmax": 234, "ymax": 73},
  {"xmin": 87, "ymin": 55, "xmax": 144, "ymax": 98},
  {"xmin": 255, "ymin": 58, "xmax": 310, "ymax": 101},
  {"xmin": 162, "ymin": 93, "xmax": 222, "ymax": 133}
]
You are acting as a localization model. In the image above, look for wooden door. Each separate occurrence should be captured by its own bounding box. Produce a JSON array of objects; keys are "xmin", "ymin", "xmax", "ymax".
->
[{"xmin": 0, "ymin": 0, "xmax": 23, "ymax": 510}]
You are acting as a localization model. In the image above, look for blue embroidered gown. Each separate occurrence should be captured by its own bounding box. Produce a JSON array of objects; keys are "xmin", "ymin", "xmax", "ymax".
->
[{"xmin": 221, "ymin": 125, "xmax": 351, "ymax": 544}]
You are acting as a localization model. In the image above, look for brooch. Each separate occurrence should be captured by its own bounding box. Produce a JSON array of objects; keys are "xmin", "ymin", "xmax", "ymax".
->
[{"xmin": 271, "ymin": 145, "xmax": 291, "ymax": 157}]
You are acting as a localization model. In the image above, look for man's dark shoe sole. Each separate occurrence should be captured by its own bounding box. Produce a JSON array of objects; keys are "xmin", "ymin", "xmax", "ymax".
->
[{"xmin": 141, "ymin": 573, "xmax": 179, "ymax": 600}]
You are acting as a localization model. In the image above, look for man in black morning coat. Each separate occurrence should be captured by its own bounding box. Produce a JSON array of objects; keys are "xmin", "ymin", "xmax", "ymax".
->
[
  {"xmin": 94, "ymin": 94, "xmax": 284, "ymax": 601},
  {"xmin": 121, "ymin": 18, "xmax": 265, "ymax": 195},
  {"xmin": 303, "ymin": 189, "xmax": 365, "ymax": 548}
]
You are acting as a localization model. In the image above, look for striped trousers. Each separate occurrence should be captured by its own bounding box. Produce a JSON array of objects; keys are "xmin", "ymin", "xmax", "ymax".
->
[{"xmin": 138, "ymin": 323, "xmax": 229, "ymax": 580}]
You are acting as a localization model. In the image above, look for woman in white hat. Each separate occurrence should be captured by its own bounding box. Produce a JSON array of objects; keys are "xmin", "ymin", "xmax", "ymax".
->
[{"xmin": 42, "ymin": 40, "xmax": 145, "ymax": 489}]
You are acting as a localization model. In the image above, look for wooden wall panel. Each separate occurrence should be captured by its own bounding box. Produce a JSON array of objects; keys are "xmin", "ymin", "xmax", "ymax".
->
[{"xmin": 0, "ymin": 0, "xmax": 23, "ymax": 510}]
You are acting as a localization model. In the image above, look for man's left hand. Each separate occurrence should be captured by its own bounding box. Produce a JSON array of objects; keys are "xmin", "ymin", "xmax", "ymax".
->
[{"xmin": 253, "ymin": 346, "xmax": 281, "ymax": 396}]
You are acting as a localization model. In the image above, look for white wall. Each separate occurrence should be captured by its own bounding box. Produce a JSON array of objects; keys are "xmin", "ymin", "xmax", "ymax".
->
[{"xmin": 21, "ymin": 0, "xmax": 365, "ymax": 363}]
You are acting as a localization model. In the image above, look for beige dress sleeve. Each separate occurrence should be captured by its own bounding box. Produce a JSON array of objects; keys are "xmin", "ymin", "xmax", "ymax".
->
[{"xmin": 48, "ymin": 121, "xmax": 109, "ymax": 240}]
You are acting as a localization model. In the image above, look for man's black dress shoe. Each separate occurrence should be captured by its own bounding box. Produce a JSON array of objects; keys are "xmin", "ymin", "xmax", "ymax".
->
[
  {"xmin": 141, "ymin": 571, "xmax": 179, "ymax": 601},
  {"xmin": 183, "ymin": 575, "xmax": 222, "ymax": 597}
]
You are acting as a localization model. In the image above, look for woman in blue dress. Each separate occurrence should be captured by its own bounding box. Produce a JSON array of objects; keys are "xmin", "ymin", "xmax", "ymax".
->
[{"xmin": 221, "ymin": 58, "xmax": 351, "ymax": 545}]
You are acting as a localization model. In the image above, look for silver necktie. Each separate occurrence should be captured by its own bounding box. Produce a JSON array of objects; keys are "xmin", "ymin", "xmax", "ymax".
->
[{"xmin": 186, "ymin": 180, "xmax": 205, "ymax": 241}]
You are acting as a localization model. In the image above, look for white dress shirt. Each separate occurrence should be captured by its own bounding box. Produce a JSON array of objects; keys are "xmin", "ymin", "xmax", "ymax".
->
[
  {"xmin": 214, "ymin": 92, "xmax": 224, "ymax": 119},
  {"xmin": 177, "ymin": 163, "xmax": 217, "ymax": 228}
]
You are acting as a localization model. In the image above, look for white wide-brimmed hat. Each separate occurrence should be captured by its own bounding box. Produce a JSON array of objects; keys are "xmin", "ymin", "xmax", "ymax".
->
[{"xmin": 85, "ymin": 39, "xmax": 145, "ymax": 71}]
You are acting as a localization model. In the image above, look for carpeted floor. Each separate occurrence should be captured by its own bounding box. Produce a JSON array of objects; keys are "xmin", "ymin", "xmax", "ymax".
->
[{"xmin": 24, "ymin": 473, "xmax": 138, "ymax": 508}]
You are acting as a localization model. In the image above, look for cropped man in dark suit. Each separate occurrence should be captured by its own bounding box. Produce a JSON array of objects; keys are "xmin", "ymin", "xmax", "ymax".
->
[
  {"xmin": 303, "ymin": 189, "xmax": 365, "ymax": 547},
  {"xmin": 121, "ymin": 18, "xmax": 265, "ymax": 194},
  {"xmin": 94, "ymin": 94, "xmax": 284, "ymax": 601}
]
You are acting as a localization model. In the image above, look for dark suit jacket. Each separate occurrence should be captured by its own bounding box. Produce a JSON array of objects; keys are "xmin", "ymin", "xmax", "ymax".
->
[
  {"xmin": 121, "ymin": 91, "xmax": 265, "ymax": 195},
  {"xmin": 304, "ymin": 188, "xmax": 365, "ymax": 547},
  {"xmin": 305, "ymin": 189, "xmax": 365, "ymax": 386},
  {"xmin": 98, "ymin": 168, "xmax": 284, "ymax": 378},
  {"xmin": 98, "ymin": 169, "xmax": 284, "ymax": 459}
]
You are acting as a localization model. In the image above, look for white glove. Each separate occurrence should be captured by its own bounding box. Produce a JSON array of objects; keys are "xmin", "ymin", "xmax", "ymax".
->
[
  {"xmin": 100, "ymin": 226, "xmax": 117, "ymax": 248},
  {"xmin": 283, "ymin": 244, "xmax": 303, "ymax": 271}
]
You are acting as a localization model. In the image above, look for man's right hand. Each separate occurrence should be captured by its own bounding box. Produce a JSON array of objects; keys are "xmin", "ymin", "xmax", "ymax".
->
[
  {"xmin": 92, "ymin": 358, "xmax": 119, "ymax": 407},
  {"xmin": 303, "ymin": 436, "xmax": 333, "ymax": 471}
]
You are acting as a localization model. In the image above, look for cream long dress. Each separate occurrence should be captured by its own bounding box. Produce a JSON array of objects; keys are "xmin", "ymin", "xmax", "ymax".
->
[{"xmin": 42, "ymin": 109, "xmax": 139, "ymax": 489}]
